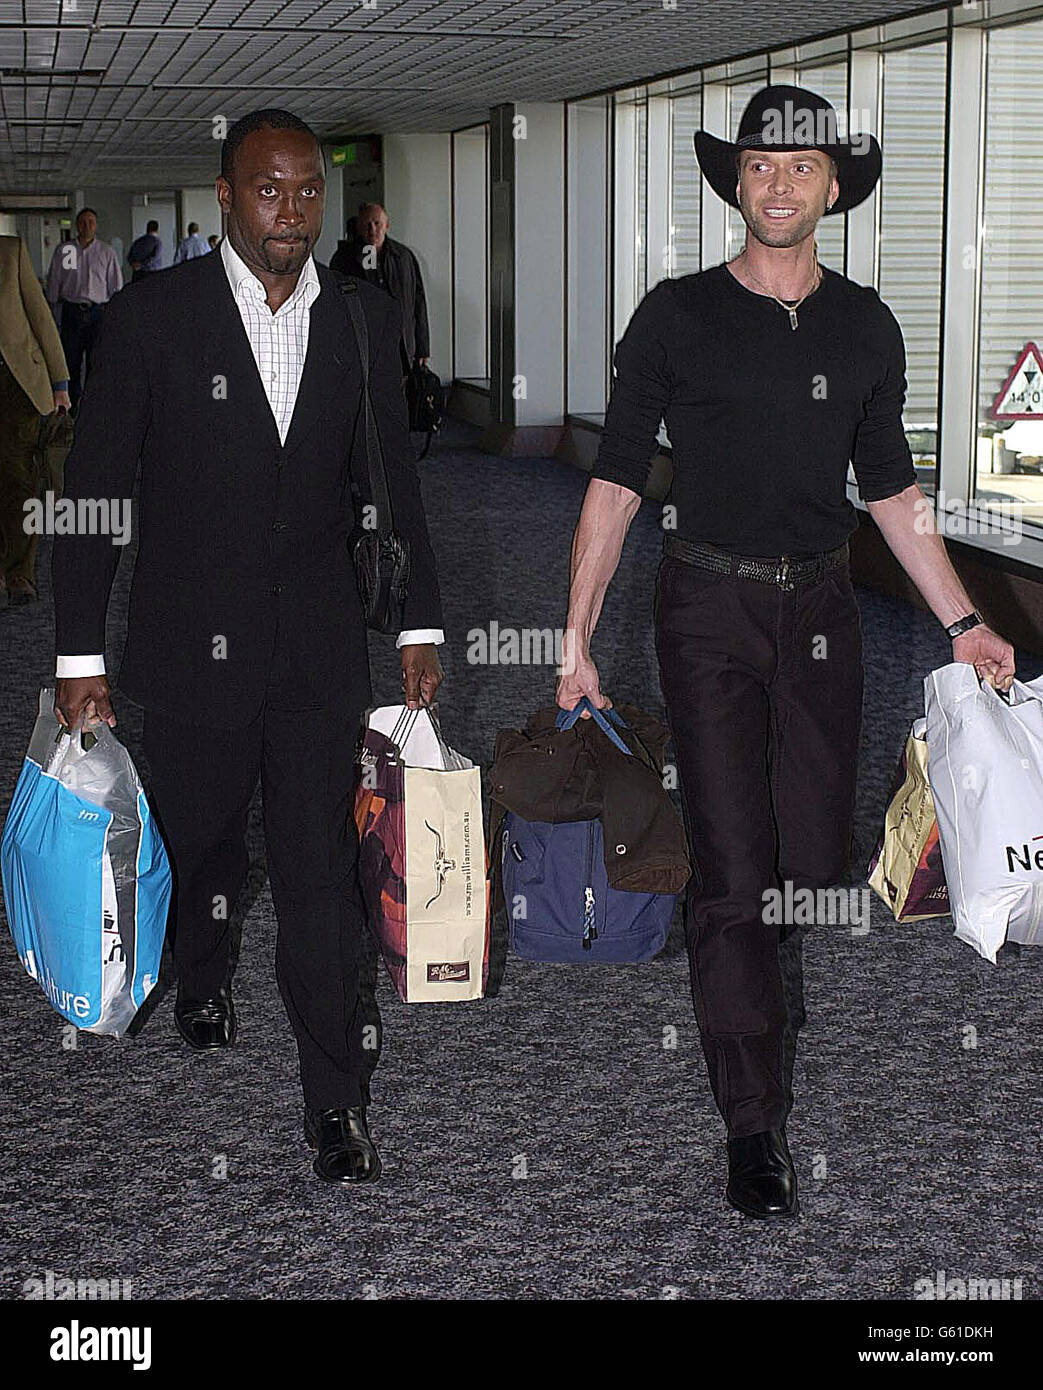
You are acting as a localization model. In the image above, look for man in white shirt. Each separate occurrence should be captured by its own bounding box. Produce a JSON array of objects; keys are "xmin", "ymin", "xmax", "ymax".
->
[
  {"xmin": 45, "ymin": 208, "xmax": 122, "ymax": 411},
  {"xmin": 52, "ymin": 109, "xmax": 446, "ymax": 1187}
]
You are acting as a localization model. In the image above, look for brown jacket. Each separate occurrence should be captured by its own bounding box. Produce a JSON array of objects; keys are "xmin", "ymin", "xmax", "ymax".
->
[
  {"xmin": 0, "ymin": 235, "xmax": 68, "ymax": 415},
  {"xmin": 488, "ymin": 703, "xmax": 691, "ymax": 895}
]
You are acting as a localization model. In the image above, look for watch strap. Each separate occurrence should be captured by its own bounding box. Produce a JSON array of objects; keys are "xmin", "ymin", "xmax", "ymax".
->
[{"xmin": 946, "ymin": 610, "xmax": 983, "ymax": 640}]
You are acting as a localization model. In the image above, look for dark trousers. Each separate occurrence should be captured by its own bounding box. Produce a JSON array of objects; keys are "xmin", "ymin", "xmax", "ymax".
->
[
  {"xmin": 58, "ymin": 302, "xmax": 104, "ymax": 412},
  {"xmin": 654, "ymin": 552, "xmax": 864, "ymax": 1138},
  {"xmin": 141, "ymin": 655, "xmax": 371, "ymax": 1111},
  {"xmin": 0, "ymin": 357, "xmax": 43, "ymax": 584}
]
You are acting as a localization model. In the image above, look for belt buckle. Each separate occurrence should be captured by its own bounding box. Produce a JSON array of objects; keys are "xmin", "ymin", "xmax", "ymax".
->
[{"xmin": 775, "ymin": 556, "xmax": 795, "ymax": 591}]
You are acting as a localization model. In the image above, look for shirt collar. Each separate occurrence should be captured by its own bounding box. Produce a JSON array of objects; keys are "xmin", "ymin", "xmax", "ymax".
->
[{"xmin": 220, "ymin": 236, "xmax": 320, "ymax": 314}]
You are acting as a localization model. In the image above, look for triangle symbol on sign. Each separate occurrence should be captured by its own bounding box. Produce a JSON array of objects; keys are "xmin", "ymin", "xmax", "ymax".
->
[{"xmin": 992, "ymin": 342, "xmax": 1043, "ymax": 419}]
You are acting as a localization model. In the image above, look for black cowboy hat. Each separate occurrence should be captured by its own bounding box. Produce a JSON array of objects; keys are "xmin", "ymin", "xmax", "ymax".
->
[{"xmin": 694, "ymin": 83, "xmax": 882, "ymax": 216}]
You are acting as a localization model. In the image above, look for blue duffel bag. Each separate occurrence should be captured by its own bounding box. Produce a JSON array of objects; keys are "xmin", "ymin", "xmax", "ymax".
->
[{"xmin": 500, "ymin": 700, "xmax": 676, "ymax": 963}]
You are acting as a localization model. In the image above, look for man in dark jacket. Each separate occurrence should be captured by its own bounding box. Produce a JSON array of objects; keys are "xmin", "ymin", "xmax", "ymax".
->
[
  {"xmin": 127, "ymin": 220, "xmax": 164, "ymax": 281},
  {"xmin": 52, "ymin": 109, "xmax": 446, "ymax": 1188},
  {"xmin": 330, "ymin": 204, "xmax": 430, "ymax": 375}
]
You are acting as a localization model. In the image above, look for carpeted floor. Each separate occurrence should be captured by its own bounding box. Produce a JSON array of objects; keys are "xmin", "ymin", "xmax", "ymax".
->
[{"xmin": 0, "ymin": 418, "xmax": 1039, "ymax": 1300}]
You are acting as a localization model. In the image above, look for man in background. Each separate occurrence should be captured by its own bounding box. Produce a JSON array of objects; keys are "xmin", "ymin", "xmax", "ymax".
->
[
  {"xmin": 207, "ymin": 234, "xmax": 219, "ymax": 251},
  {"xmin": 45, "ymin": 208, "xmax": 122, "ymax": 412},
  {"xmin": 331, "ymin": 203, "xmax": 430, "ymax": 375},
  {"xmin": 174, "ymin": 222, "xmax": 212, "ymax": 263},
  {"xmin": 128, "ymin": 219, "xmax": 164, "ymax": 281},
  {"xmin": 0, "ymin": 235, "xmax": 71, "ymax": 608}
]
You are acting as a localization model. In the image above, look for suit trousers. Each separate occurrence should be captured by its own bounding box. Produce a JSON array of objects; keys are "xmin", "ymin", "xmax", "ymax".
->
[
  {"xmin": 141, "ymin": 619, "xmax": 372, "ymax": 1110},
  {"xmin": 654, "ymin": 552, "xmax": 864, "ymax": 1138},
  {"xmin": 0, "ymin": 356, "xmax": 43, "ymax": 584},
  {"xmin": 58, "ymin": 301, "xmax": 103, "ymax": 412}
]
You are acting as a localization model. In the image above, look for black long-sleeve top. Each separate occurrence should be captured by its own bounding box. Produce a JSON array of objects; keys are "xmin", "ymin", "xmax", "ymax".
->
[{"xmin": 592, "ymin": 263, "xmax": 917, "ymax": 556}]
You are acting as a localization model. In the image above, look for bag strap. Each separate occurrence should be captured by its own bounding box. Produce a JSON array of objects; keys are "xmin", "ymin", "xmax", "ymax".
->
[
  {"xmin": 338, "ymin": 278, "xmax": 395, "ymax": 538},
  {"xmin": 555, "ymin": 696, "xmax": 632, "ymax": 755},
  {"xmin": 386, "ymin": 700, "xmax": 453, "ymax": 770}
]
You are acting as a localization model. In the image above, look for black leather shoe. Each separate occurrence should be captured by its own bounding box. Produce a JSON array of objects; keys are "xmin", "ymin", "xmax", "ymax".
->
[
  {"xmin": 726, "ymin": 1128, "xmax": 799, "ymax": 1218},
  {"xmin": 304, "ymin": 1106, "xmax": 382, "ymax": 1185},
  {"xmin": 173, "ymin": 985, "xmax": 236, "ymax": 1050}
]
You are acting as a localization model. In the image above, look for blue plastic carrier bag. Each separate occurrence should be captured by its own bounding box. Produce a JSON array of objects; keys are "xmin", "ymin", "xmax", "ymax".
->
[
  {"xmin": 501, "ymin": 700, "xmax": 676, "ymax": 964},
  {"xmin": 1, "ymin": 690, "xmax": 171, "ymax": 1035}
]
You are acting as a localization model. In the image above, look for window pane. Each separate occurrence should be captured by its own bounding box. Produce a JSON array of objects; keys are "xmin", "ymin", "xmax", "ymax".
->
[
  {"xmin": 567, "ymin": 98, "xmax": 609, "ymax": 419},
  {"xmin": 612, "ymin": 97, "xmax": 647, "ymax": 345},
  {"xmin": 670, "ymin": 92, "xmax": 702, "ymax": 276},
  {"xmin": 976, "ymin": 20, "xmax": 1043, "ymax": 529},
  {"xmin": 452, "ymin": 125, "xmax": 488, "ymax": 383},
  {"xmin": 878, "ymin": 42, "xmax": 947, "ymax": 498},
  {"xmin": 796, "ymin": 63, "xmax": 847, "ymax": 275},
  {"xmin": 726, "ymin": 79, "xmax": 769, "ymax": 260},
  {"xmin": 636, "ymin": 101, "xmax": 647, "ymax": 302}
]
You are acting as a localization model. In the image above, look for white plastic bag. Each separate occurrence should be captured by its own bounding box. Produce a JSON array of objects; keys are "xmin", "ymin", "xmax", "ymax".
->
[
  {"xmin": 924, "ymin": 663, "xmax": 1043, "ymax": 962},
  {"xmin": 365, "ymin": 703, "xmax": 473, "ymax": 771},
  {"xmin": 1, "ymin": 690, "xmax": 171, "ymax": 1033}
]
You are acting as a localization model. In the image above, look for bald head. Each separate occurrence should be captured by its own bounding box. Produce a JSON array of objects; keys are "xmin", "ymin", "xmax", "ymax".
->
[{"xmin": 357, "ymin": 203, "xmax": 389, "ymax": 249}]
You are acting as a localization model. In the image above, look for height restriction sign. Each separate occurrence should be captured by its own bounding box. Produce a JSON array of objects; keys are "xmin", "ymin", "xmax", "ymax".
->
[{"xmin": 992, "ymin": 342, "xmax": 1043, "ymax": 420}]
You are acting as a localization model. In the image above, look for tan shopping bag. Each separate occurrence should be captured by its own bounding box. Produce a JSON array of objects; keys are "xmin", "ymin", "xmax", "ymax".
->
[
  {"xmin": 867, "ymin": 718, "xmax": 950, "ymax": 921},
  {"xmin": 354, "ymin": 705, "xmax": 494, "ymax": 1002}
]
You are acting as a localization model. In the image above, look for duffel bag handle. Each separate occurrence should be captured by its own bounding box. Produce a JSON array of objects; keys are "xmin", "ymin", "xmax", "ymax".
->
[{"xmin": 555, "ymin": 696, "xmax": 631, "ymax": 755}]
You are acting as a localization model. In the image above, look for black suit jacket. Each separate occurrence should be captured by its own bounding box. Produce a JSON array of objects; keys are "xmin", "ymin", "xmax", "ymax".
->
[{"xmin": 52, "ymin": 246, "xmax": 443, "ymax": 726}]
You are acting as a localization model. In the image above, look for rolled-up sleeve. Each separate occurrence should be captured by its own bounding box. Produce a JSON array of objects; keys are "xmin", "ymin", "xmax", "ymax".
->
[
  {"xmin": 851, "ymin": 297, "xmax": 918, "ymax": 503},
  {"xmin": 107, "ymin": 248, "xmax": 123, "ymax": 297},
  {"xmin": 592, "ymin": 281, "xmax": 674, "ymax": 498}
]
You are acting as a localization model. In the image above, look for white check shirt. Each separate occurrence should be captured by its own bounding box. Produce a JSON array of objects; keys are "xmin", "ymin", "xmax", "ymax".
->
[
  {"xmin": 221, "ymin": 235, "xmax": 317, "ymax": 447},
  {"xmin": 56, "ymin": 238, "xmax": 442, "ymax": 678}
]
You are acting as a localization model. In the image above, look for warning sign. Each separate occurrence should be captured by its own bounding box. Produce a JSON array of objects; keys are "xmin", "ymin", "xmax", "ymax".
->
[{"xmin": 992, "ymin": 342, "xmax": 1043, "ymax": 420}]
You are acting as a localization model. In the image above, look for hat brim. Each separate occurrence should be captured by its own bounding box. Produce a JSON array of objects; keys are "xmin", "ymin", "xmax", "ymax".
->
[{"xmin": 693, "ymin": 129, "xmax": 882, "ymax": 216}]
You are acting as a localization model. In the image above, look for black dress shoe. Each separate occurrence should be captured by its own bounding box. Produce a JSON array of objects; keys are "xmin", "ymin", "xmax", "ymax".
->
[
  {"xmin": 304, "ymin": 1106, "xmax": 382, "ymax": 1185},
  {"xmin": 173, "ymin": 985, "xmax": 236, "ymax": 1050},
  {"xmin": 726, "ymin": 1128, "xmax": 799, "ymax": 1219}
]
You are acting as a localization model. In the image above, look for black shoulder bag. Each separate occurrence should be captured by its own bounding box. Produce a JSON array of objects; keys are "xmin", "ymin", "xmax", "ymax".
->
[
  {"xmin": 339, "ymin": 278, "xmax": 412, "ymax": 634},
  {"xmin": 405, "ymin": 360, "xmax": 444, "ymax": 460}
]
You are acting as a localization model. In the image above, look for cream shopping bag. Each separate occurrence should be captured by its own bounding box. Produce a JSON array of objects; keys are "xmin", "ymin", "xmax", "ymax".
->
[{"xmin": 354, "ymin": 705, "xmax": 492, "ymax": 1002}]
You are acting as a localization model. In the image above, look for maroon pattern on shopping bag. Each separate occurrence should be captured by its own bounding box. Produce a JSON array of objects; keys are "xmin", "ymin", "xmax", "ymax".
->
[{"xmin": 354, "ymin": 728, "xmax": 409, "ymax": 1001}]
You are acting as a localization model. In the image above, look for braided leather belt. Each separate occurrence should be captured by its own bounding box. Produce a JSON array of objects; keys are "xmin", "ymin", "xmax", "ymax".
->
[{"xmin": 663, "ymin": 534, "xmax": 849, "ymax": 591}]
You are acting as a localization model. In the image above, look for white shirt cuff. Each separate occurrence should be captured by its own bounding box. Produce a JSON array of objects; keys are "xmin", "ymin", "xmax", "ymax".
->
[
  {"xmin": 56, "ymin": 654, "xmax": 106, "ymax": 678},
  {"xmin": 396, "ymin": 629, "xmax": 445, "ymax": 648}
]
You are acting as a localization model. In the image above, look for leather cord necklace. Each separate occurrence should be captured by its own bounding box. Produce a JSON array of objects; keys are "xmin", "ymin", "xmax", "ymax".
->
[{"xmin": 739, "ymin": 245, "xmax": 822, "ymax": 330}]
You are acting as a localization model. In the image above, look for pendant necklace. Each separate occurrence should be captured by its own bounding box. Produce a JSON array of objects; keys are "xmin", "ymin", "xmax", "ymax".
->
[{"xmin": 739, "ymin": 247, "xmax": 821, "ymax": 330}]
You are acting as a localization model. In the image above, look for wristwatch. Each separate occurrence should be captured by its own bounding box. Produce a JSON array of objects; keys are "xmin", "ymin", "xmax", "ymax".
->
[{"xmin": 945, "ymin": 610, "xmax": 984, "ymax": 640}]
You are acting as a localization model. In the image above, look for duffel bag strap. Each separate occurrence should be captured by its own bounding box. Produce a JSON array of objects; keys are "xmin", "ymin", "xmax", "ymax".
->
[{"xmin": 555, "ymin": 696, "xmax": 631, "ymax": 755}]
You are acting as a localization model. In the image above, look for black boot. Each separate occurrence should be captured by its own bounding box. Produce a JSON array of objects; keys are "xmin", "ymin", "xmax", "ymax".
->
[
  {"xmin": 305, "ymin": 1106, "xmax": 382, "ymax": 1186},
  {"xmin": 726, "ymin": 1128, "xmax": 799, "ymax": 1218}
]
